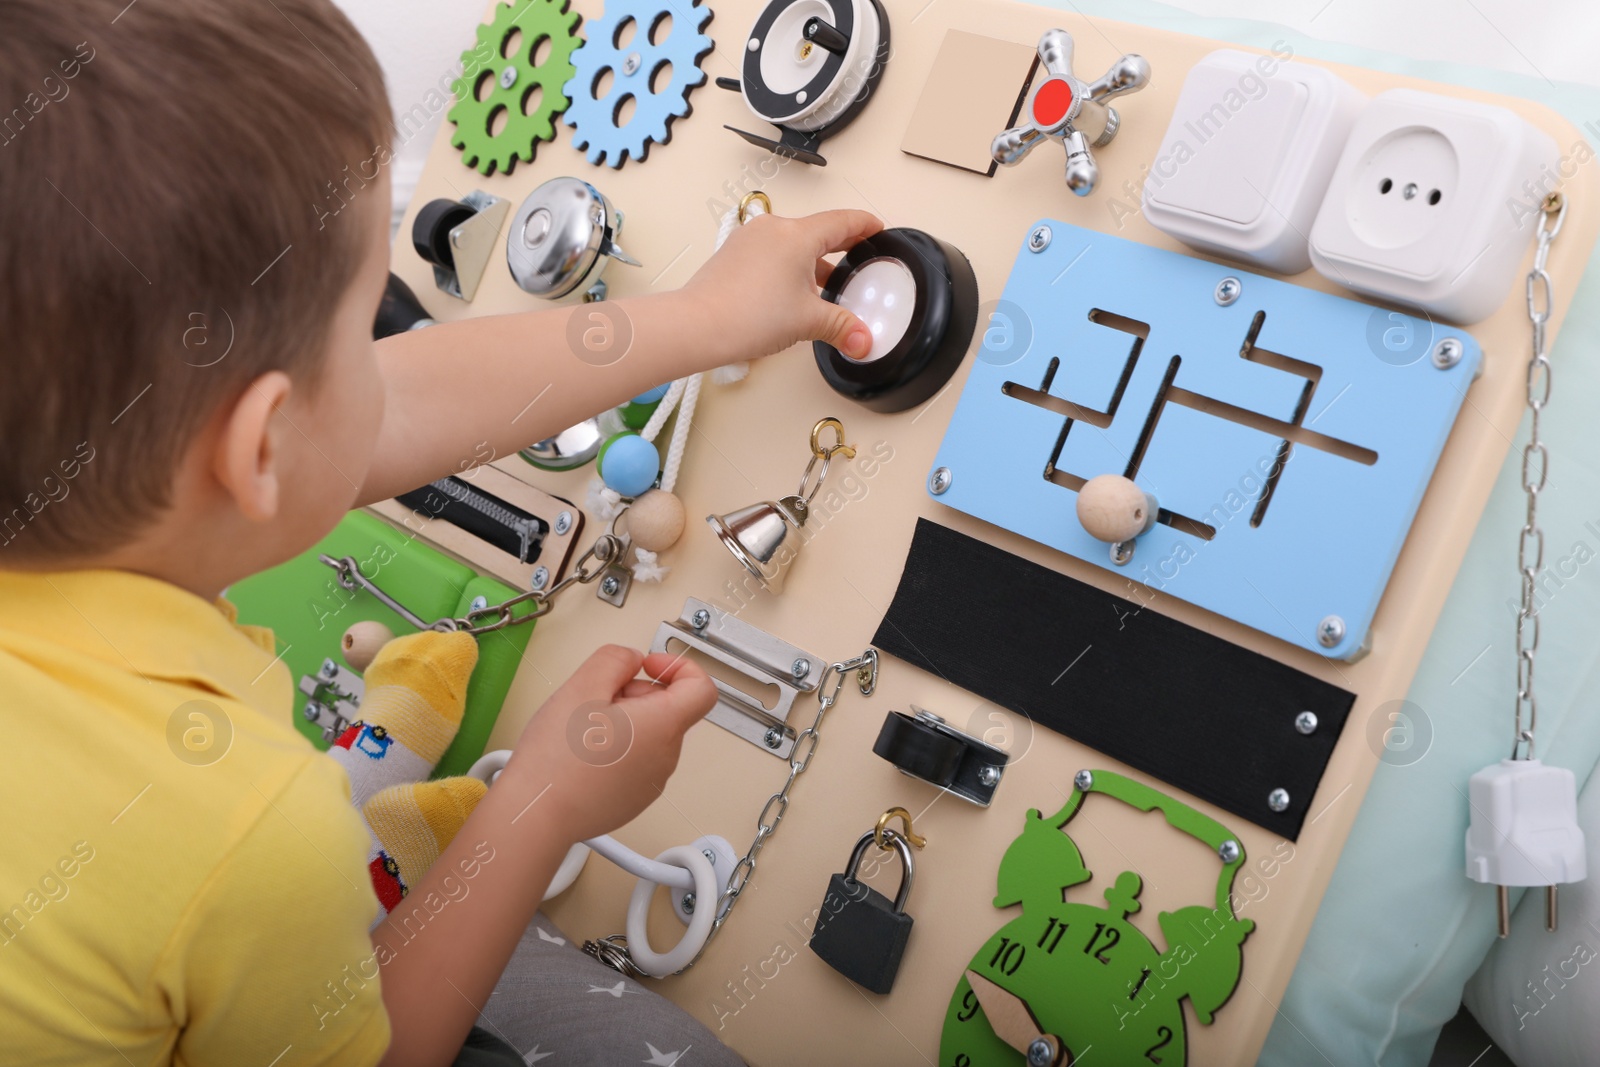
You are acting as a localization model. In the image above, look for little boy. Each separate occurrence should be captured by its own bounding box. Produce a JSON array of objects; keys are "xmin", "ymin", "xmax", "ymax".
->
[{"xmin": 0, "ymin": 1, "xmax": 879, "ymax": 1064}]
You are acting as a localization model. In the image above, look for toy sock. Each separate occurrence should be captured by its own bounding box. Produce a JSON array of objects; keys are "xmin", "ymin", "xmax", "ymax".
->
[
  {"xmin": 363, "ymin": 776, "xmax": 487, "ymax": 917},
  {"xmin": 327, "ymin": 630, "xmax": 478, "ymax": 808}
]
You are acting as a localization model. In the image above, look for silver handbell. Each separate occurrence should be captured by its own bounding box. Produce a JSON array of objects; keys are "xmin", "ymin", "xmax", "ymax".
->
[
  {"xmin": 707, "ymin": 418, "xmax": 855, "ymax": 595},
  {"xmin": 992, "ymin": 28, "xmax": 1151, "ymax": 196}
]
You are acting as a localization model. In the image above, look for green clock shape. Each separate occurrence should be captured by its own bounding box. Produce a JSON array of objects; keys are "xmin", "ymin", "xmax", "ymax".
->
[{"xmin": 940, "ymin": 770, "xmax": 1255, "ymax": 1066}]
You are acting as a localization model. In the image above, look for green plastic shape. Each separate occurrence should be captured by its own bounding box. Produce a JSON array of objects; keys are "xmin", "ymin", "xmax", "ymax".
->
[
  {"xmin": 448, "ymin": 0, "xmax": 583, "ymax": 176},
  {"xmin": 224, "ymin": 511, "xmax": 531, "ymax": 778},
  {"xmin": 940, "ymin": 770, "xmax": 1256, "ymax": 1066}
]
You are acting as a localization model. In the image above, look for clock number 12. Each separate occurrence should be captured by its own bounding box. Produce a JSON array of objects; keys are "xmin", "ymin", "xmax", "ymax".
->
[{"xmin": 1083, "ymin": 921, "xmax": 1120, "ymax": 964}]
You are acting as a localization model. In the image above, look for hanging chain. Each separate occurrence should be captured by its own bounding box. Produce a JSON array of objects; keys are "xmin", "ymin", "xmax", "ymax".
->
[
  {"xmin": 584, "ymin": 648, "xmax": 879, "ymax": 976},
  {"xmin": 320, "ymin": 531, "xmax": 626, "ymax": 637},
  {"xmin": 1512, "ymin": 192, "xmax": 1567, "ymax": 761}
]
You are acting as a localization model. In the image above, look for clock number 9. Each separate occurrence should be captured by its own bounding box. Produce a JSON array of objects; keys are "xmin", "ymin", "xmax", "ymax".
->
[
  {"xmin": 956, "ymin": 988, "xmax": 981, "ymax": 1022},
  {"xmin": 987, "ymin": 936, "xmax": 1026, "ymax": 976}
]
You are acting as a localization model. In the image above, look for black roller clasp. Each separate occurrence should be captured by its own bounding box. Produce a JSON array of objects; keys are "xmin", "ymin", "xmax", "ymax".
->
[
  {"xmin": 815, "ymin": 227, "xmax": 980, "ymax": 413},
  {"xmin": 872, "ymin": 708, "xmax": 1009, "ymax": 806},
  {"xmin": 411, "ymin": 198, "xmax": 477, "ymax": 270}
]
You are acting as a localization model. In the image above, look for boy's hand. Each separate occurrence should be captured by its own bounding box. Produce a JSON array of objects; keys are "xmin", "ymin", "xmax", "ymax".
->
[
  {"xmin": 501, "ymin": 645, "xmax": 717, "ymax": 843},
  {"xmin": 685, "ymin": 208, "xmax": 884, "ymax": 364}
]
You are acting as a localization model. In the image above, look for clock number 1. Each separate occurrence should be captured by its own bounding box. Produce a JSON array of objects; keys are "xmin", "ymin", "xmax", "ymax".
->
[
  {"xmin": 1036, "ymin": 916, "xmax": 1068, "ymax": 954},
  {"xmin": 988, "ymin": 937, "xmax": 1026, "ymax": 976},
  {"xmin": 1084, "ymin": 921, "xmax": 1120, "ymax": 964}
]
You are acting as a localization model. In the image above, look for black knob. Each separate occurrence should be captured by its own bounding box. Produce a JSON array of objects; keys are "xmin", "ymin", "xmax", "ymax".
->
[
  {"xmin": 802, "ymin": 16, "xmax": 850, "ymax": 56},
  {"xmin": 373, "ymin": 273, "xmax": 432, "ymax": 339}
]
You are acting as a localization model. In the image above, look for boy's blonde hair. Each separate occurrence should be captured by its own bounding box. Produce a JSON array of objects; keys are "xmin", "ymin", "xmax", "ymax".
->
[{"xmin": 0, "ymin": 0, "xmax": 392, "ymax": 558}]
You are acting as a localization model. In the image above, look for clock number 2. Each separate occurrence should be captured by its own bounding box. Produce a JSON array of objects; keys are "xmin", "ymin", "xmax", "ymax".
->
[
  {"xmin": 988, "ymin": 937, "xmax": 1026, "ymax": 976},
  {"xmin": 1083, "ymin": 921, "xmax": 1120, "ymax": 964},
  {"xmin": 1145, "ymin": 1026, "xmax": 1174, "ymax": 1063}
]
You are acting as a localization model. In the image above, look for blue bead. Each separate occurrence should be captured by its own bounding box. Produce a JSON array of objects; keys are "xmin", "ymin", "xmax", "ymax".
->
[
  {"xmin": 631, "ymin": 383, "xmax": 671, "ymax": 405},
  {"xmin": 599, "ymin": 434, "xmax": 660, "ymax": 498}
]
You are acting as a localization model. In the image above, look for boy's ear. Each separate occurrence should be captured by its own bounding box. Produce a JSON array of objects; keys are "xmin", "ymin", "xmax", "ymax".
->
[{"xmin": 213, "ymin": 371, "xmax": 292, "ymax": 523}]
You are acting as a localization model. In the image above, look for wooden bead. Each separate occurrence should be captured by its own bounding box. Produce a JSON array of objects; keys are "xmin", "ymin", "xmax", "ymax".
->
[
  {"xmin": 627, "ymin": 489, "xmax": 686, "ymax": 552},
  {"xmin": 1076, "ymin": 474, "xmax": 1156, "ymax": 544},
  {"xmin": 341, "ymin": 620, "xmax": 394, "ymax": 672}
]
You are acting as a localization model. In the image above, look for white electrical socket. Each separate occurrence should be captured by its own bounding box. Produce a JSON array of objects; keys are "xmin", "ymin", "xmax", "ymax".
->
[
  {"xmin": 1141, "ymin": 50, "xmax": 1364, "ymax": 274},
  {"xmin": 1466, "ymin": 758, "xmax": 1587, "ymax": 937},
  {"xmin": 1310, "ymin": 88, "xmax": 1559, "ymax": 323}
]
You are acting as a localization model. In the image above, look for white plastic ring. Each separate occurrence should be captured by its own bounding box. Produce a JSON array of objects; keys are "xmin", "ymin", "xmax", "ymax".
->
[
  {"xmin": 542, "ymin": 843, "xmax": 592, "ymax": 901},
  {"xmin": 624, "ymin": 845, "xmax": 719, "ymax": 977},
  {"xmin": 466, "ymin": 748, "xmax": 511, "ymax": 784}
]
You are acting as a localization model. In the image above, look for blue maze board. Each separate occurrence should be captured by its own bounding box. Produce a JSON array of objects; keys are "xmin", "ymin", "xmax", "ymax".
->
[{"xmin": 929, "ymin": 222, "xmax": 1482, "ymax": 659}]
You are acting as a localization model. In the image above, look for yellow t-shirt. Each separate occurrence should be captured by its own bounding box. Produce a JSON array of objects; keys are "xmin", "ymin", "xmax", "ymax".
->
[{"xmin": 0, "ymin": 570, "xmax": 390, "ymax": 1065}]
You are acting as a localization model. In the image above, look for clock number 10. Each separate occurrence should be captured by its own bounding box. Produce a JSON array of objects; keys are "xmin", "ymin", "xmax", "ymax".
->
[{"xmin": 987, "ymin": 937, "xmax": 1026, "ymax": 976}]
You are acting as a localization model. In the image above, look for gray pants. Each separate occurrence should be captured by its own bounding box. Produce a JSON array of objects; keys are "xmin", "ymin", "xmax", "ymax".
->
[{"xmin": 464, "ymin": 913, "xmax": 748, "ymax": 1067}]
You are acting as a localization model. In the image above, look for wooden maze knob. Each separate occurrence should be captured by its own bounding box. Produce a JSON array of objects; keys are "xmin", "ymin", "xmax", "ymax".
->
[
  {"xmin": 341, "ymin": 620, "xmax": 395, "ymax": 673},
  {"xmin": 1076, "ymin": 474, "xmax": 1157, "ymax": 544}
]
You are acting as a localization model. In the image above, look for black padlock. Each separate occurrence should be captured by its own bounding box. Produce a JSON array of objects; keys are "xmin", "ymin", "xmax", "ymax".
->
[{"xmin": 809, "ymin": 828, "xmax": 916, "ymax": 994}]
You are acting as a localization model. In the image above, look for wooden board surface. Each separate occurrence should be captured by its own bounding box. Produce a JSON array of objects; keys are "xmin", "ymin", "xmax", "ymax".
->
[{"xmin": 391, "ymin": 2, "xmax": 1600, "ymax": 1062}]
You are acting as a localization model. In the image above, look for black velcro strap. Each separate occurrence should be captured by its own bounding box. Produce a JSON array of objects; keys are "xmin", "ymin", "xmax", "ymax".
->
[{"xmin": 871, "ymin": 519, "xmax": 1354, "ymax": 839}]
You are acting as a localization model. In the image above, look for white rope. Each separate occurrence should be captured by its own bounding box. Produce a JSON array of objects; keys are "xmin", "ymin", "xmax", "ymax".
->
[{"xmin": 624, "ymin": 198, "xmax": 765, "ymax": 581}]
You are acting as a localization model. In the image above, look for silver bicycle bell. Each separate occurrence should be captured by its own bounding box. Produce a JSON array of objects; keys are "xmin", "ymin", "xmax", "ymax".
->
[{"xmin": 506, "ymin": 177, "xmax": 641, "ymax": 301}]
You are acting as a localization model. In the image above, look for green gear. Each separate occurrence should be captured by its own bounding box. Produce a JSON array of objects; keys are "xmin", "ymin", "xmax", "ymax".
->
[{"xmin": 448, "ymin": 0, "xmax": 582, "ymax": 176}]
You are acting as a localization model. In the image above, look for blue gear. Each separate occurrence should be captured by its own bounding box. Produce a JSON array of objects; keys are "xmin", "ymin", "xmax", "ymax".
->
[{"xmin": 563, "ymin": 0, "xmax": 714, "ymax": 167}]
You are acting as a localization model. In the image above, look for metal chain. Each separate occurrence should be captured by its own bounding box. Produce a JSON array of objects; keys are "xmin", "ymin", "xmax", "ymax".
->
[
  {"xmin": 584, "ymin": 648, "xmax": 879, "ymax": 976},
  {"xmin": 1512, "ymin": 192, "xmax": 1567, "ymax": 761},
  {"xmin": 320, "ymin": 531, "xmax": 626, "ymax": 637}
]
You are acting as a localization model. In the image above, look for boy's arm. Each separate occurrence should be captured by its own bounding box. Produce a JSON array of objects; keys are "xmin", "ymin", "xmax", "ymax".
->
[
  {"xmin": 358, "ymin": 209, "xmax": 880, "ymax": 505},
  {"xmin": 372, "ymin": 645, "xmax": 717, "ymax": 1067}
]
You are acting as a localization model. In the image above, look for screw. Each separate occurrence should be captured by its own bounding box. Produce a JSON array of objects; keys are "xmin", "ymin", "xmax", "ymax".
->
[
  {"xmin": 978, "ymin": 765, "xmax": 1002, "ymax": 787},
  {"xmin": 1218, "ymin": 839, "xmax": 1241, "ymax": 863},
  {"xmin": 791, "ymin": 658, "xmax": 810, "ymax": 681},
  {"xmin": 1432, "ymin": 338, "xmax": 1463, "ymax": 369},
  {"xmin": 499, "ymin": 65, "xmax": 518, "ymax": 89},
  {"xmin": 1027, "ymin": 225, "xmax": 1052, "ymax": 253},
  {"xmin": 1026, "ymin": 1039, "xmax": 1055, "ymax": 1067},
  {"xmin": 623, "ymin": 52, "xmax": 642, "ymax": 76},
  {"xmin": 601, "ymin": 575, "xmax": 621, "ymax": 597},
  {"xmin": 554, "ymin": 511, "xmax": 573, "ymax": 535},
  {"xmin": 1295, "ymin": 711, "xmax": 1319, "ymax": 735},
  {"xmin": 530, "ymin": 566, "xmax": 550, "ymax": 591},
  {"xmin": 763, "ymin": 727, "xmax": 783, "ymax": 750},
  {"xmin": 702, "ymin": 848, "xmax": 717, "ymax": 865},
  {"xmin": 469, "ymin": 595, "xmax": 489, "ymax": 613},
  {"xmin": 319, "ymin": 658, "xmax": 339, "ymax": 680},
  {"xmin": 691, "ymin": 608, "xmax": 710, "ymax": 631},
  {"xmin": 928, "ymin": 466, "xmax": 953, "ymax": 495},
  {"xmin": 1268, "ymin": 788, "xmax": 1291, "ymax": 813},
  {"xmin": 681, "ymin": 892, "xmax": 696, "ymax": 914},
  {"xmin": 1316, "ymin": 615, "xmax": 1345, "ymax": 648},
  {"xmin": 1074, "ymin": 769, "xmax": 1093, "ymax": 792},
  {"xmin": 302, "ymin": 702, "xmax": 321, "ymax": 723},
  {"xmin": 1214, "ymin": 277, "xmax": 1242, "ymax": 306}
]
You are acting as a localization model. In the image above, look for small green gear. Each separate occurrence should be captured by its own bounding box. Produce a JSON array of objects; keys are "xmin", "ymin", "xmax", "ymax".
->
[{"xmin": 448, "ymin": 0, "xmax": 582, "ymax": 176}]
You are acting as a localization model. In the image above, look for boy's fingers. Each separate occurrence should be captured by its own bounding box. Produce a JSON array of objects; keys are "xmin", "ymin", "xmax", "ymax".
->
[
  {"xmin": 820, "ymin": 302, "xmax": 872, "ymax": 360},
  {"xmin": 815, "ymin": 258, "xmax": 837, "ymax": 289},
  {"xmin": 619, "ymin": 679, "xmax": 661, "ymax": 699},
  {"xmin": 565, "ymin": 644, "xmax": 647, "ymax": 701},
  {"xmin": 623, "ymin": 656, "xmax": 717, "ymax": 728},
  {"xmin": 800, "ymin": 209, "xmax": 883, "ymax": 256}
]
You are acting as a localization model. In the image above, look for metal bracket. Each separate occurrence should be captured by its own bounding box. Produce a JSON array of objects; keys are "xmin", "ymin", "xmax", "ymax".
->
[
  {"xmin": 298, "ymin": 658, "xmax": 365, "ymax": 742},
  {"xmin": 433, "ymin": 190, "xmax": 511, "ymax": 302},
  {"xmin": 596, "ymin": 556, "xmax": 633, "ymax": 608},
  {"xmin": 650, "ymin": 597, "xmax": 825, "ymax": 758}
]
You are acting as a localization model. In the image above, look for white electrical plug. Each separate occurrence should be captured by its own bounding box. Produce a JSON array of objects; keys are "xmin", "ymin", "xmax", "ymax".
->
[{"xmin": 1465, "ymin": 758, "xmax": 1587, "ymax": 937}]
